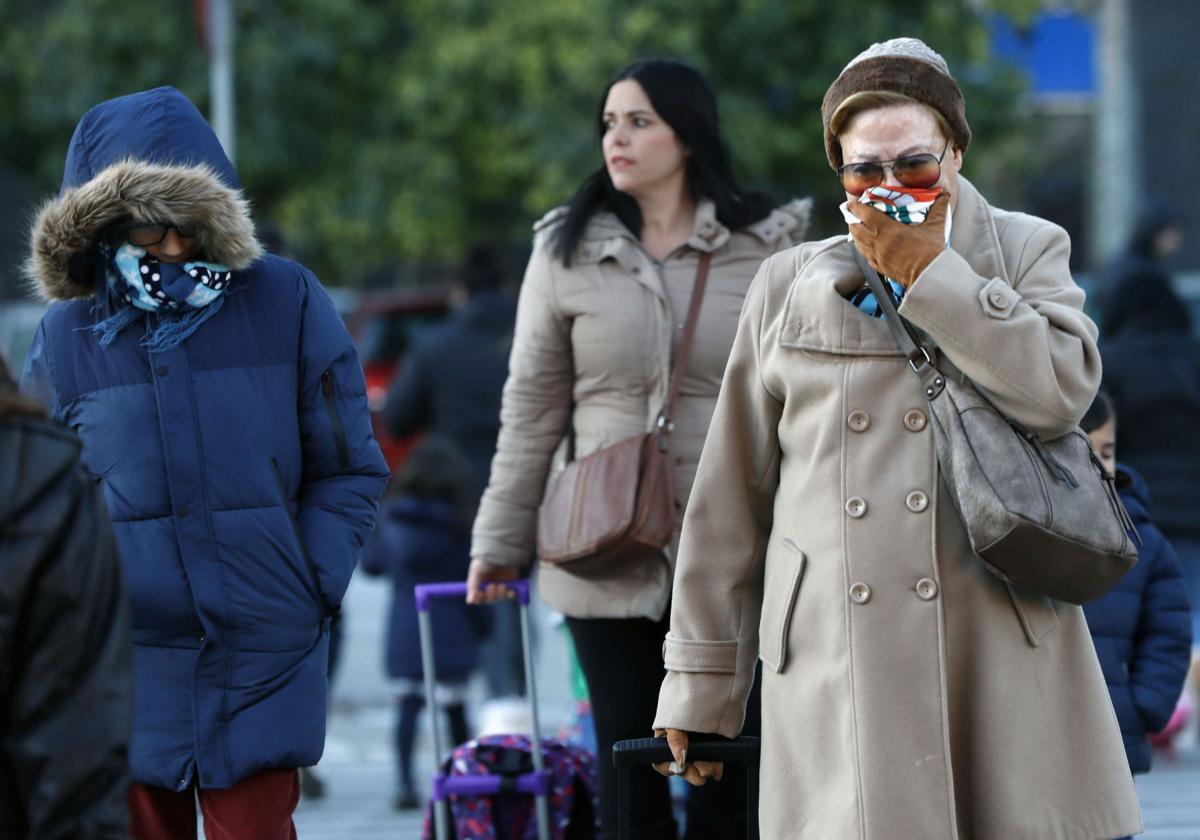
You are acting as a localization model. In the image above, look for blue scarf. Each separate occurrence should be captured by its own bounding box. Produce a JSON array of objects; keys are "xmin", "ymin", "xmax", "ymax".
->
[{"xmin": 91, "ymin": 243, "xmax": 233, "ymax": 353}]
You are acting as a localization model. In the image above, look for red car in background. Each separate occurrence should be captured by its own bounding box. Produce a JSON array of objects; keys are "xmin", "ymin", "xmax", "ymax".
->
[{"xmin": 346, "ymin": 289, "xmax": 450, "ymax": 470}]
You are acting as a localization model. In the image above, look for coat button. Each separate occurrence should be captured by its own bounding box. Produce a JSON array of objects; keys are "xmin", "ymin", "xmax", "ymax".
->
[
  {"xmin": 177, "ymin": 506, "xmax": 189, "ymax": 517},
  {"xmin": 905, "ymin": 491, "xmax": 929, "ymax": 513},
  {"xmin": 989, "ymin": 290, "xmax": 1008, "ymax": 308},
  {"xmin": 904, "ymin": 409, "xmax": 927, "ymax": 432},
  {"xmin": 915, "ymin": 578, "xmax": 939, "ymax": 600},
  {"xmin": 156, "ymin": 365, "xmax": 168, "ymax": 376},
  {"xmin": 845, "ymin": 497, "xmax": 867, "ymax": 518},
  {"xmin": 847, "ymin": 410, "xmax": 871, "ymax": 432},
  {"xmin": 849, "ymin": 582, "xmax": 872, "ymax": 604}
]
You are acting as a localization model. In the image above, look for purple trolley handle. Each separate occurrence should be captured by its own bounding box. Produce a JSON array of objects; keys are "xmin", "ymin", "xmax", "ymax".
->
[
  {"xmin": 415, "ymin": 579, "xmax": 549, "ymax": 840},
  {"xmin": 414, "ymin": 579, "xmax": 530, "ymax": 611}
]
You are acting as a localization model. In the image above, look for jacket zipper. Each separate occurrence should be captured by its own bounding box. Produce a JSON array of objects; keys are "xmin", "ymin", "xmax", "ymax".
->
[
  {"xmin": 321, "ymin": 369, "xmax": 349, "ymax": 468},
  {"xmin": 270, "ymin": 458, "xmax": 324, "ymax": 602}
]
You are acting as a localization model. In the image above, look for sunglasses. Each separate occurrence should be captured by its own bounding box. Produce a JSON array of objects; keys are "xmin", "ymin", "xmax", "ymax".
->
[
  {"xmin": 122, "ymin": 222, "xmax": 198, "ymax": 248},
  {"xmin": 837, "ymin": 140, "xmax": 950, "ymax": 196}
]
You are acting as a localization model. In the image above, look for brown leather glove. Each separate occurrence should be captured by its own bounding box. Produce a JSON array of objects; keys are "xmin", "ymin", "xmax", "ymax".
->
[{"xmin": 848, "ymin": 193, "xmax": 950, "ymax": 289}]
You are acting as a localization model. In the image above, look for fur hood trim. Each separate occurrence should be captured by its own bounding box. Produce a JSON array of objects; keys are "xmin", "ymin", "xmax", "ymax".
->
[{"xmin": 26, "ymin": 158, "xmax": 262, "ymax": 301}]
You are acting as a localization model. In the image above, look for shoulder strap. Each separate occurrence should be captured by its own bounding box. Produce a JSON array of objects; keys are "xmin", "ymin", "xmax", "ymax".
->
[
  {"xmin": 657, "ymin": 253, "xmax": 712, "ymax": 446},
  {"xmin": 850, "ymin": 247, "xmax": 939, "ymax": 379},
  {"xmin": 565, "ymin": 252, "xmax": 712, "ymax": 461}
]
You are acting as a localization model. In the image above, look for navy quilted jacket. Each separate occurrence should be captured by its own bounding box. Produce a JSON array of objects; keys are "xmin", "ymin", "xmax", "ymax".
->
[
  {"xmin": 1082, "ymin": 464, "xmax": 1192, "ymax": 773},
  {"xmin": 359, "ymin": 496, "xmax": 490, "ymax": 681},
  {"xmin": 20, "ymin": 87, "xmax": 389, "ymax": 791}
]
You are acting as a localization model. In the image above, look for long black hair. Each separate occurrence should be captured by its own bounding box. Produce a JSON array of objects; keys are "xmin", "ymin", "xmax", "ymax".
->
[{"xmin": 551, "ymin": 58, "xmax": 777, "ymax": 265}]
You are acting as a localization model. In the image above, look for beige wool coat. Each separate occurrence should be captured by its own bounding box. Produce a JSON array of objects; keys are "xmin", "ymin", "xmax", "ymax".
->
[
  {"xmin": 471, "ymin": 198, "xmax": 811, "ymax": 619},
  {"xmin": 653, "ymin": 178, "xmax": 1143, "ymax": 840}
]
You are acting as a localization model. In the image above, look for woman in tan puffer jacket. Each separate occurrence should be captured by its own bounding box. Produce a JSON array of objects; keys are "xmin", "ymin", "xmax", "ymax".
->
[{"xmin": 466, "ymin": 58, "xmax": 809, "ymax": 839}]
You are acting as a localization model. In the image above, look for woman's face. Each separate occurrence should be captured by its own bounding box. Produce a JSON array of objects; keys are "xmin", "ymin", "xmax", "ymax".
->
[
  {"xmin": 601, "ymin": 79, "xmax": 688, "ymax": 199},
  {"xmin": 838, "ymin": 102, "xmax": 963, "ymax": 206},
  {"xmin": 1087, "ymin": 419, "xmax": 1117, "ymax": 476},
  {"xmin": 143, "ymin": 228, "xmax": 199, "ymax": 264}
]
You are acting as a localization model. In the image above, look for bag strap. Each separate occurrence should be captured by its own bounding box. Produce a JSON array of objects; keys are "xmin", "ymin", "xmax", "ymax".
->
[
  {"xmin": 657, "ymin": 252, "xmax": 712, "ymax": 447},
  {"xmin": 565, "ymin": 252, "xmax": 712, "ymax": 462},
  {"xmin": 850, "ymin": 247, "xmax": 946, "ymax": 399}
]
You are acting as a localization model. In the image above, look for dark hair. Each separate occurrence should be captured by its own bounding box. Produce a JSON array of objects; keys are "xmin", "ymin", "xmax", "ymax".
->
[
  {"xmin": 390, "ymin": 436, "xmax": 474, "ymax": 528},
  {"xmin": 461, "ymin": 245, "xmax": 503, "ymax": 295},
  {"xmin": 1127, "ymin": 198, "xmax": 1184, "ymax": 259},
  {"xmin": 551, "ymin": 58, "xmax": 777, "ymax": 265},
  {"xmin": 1080, "ymin": 390, "xmax": 1116, "ymax": 434}
]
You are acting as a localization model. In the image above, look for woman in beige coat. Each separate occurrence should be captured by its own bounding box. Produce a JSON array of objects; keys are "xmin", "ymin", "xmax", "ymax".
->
[
  {"xmin": 467, "ymin": 58, "xmax": 810, "ymax": 838},
  {"xmin": 653, "ymin": 39, "xmax": 1143, "ymax": 840}
]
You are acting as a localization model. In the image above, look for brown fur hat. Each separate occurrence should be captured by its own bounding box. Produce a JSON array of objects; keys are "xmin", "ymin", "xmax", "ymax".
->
[
  {"xmin": 821, "ymin": 38, "xmax": 970, "ymax": 169},
  {"xmin": 25, "ymin": 158, "xmax": 262, "ymax": 302}
]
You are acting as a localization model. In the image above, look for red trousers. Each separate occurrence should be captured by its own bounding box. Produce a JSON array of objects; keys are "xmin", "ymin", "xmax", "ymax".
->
[{"xmin": 128, "ymin": 768, "xmax": 300, "ymax": 840}]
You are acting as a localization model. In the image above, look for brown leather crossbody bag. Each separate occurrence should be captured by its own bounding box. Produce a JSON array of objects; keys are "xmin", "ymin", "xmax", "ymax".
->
[{"xmin": 536, "ymin": 253, "xmax": 712, "ymax": 573}]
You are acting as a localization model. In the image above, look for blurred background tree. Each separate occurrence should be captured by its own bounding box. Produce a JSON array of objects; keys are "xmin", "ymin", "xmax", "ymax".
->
[{"xmin": 0, "ymin": 0, "xmax": 1039, "ymax": 287}]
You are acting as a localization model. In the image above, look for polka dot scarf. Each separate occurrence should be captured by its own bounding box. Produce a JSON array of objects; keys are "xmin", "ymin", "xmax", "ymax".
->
[{"xmin": 91, "ymin": 243, "xmax": 234, "ymax": 352}]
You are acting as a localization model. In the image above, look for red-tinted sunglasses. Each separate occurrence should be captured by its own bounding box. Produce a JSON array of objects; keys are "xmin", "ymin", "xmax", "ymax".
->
[{"xmin": 837, "ymin": 140, "xmax": 950, "ymax": 196}]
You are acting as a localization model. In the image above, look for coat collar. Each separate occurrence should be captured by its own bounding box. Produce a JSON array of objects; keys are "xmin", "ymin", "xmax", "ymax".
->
[
  {"xmin": 573, "ymin": 196, "xmax": 811, "ymax": 266},
  {"xmin": 779, "ymin": 176, "xmax": 1006, "ymax": 355}
]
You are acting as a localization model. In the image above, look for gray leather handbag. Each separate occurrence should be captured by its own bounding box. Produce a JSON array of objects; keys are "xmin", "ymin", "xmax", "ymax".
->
[{"xmin": 854, "ymin": 248, "xmax": 1138, "ymax": 604}]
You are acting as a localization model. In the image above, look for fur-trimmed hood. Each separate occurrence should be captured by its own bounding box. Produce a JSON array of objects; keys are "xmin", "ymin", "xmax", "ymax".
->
[{"xmin": 26, "ymin": 86, "xmax": 262, "ymax": 301}]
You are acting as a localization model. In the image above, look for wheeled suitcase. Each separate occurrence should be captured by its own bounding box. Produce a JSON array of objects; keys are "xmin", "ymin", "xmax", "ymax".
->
[
  {"xmin": 611, "ymin": 735, "xmax": 760, "ymax": 840},
  {"xmin": 415, "ymin": 580, "xmax": 597, "ymax": 840}
]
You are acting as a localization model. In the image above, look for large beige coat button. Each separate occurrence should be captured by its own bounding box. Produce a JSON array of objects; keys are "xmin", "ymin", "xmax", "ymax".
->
[
  {"xmin": 849, "ymin": 582, "xmax": 872, "ymax": 604},
  {"xmin": 915, "ymin": 578, "xmax": 939, "ymax": 600},
  {"xmin": 847, "ymin": 410, "xmax": 871, "ymax": 432},
  {"xmin": 846, "ymin": 497, "xmax": 867, "ymax": 518},
  {"xmin": 904, "ymin": 409, "xmax": 927, "ymax": 432},
  {"xmin": 906, "ymin": 490, "xmax": 929, "ymax": 513},
  {"xmin": 989, "ymin": 290, "xmax": 1008, "ymax": 308}
]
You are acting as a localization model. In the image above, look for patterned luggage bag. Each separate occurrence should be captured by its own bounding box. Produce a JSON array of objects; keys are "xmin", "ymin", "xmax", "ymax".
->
[
  {"xmin": 421, "ymin": 734, "xmax": 597, "ymax": 839},
  {"xmin": 415, "ymin": 581, "xmax": 599, "ymax": 840}
]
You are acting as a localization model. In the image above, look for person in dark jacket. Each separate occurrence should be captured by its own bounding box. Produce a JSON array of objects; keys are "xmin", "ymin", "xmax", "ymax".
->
[
  {"xmin": 1096, "ymin": 202, "xmax": 1200, "ymax": 713},
  {"xmin": 0, "ymin": 356, "xmax": 132, "ymax": 839},
  {"xmin": 384, "ymin": 245, "xmax": 516, "ymax": 504},
  {"xmin": 1098, "ymin": 200, "xmax": 1187, "ymax": 341},
  {"xmin": 384, "ymin": 245, "xmax": 523, "ymax": 699},
  {"xmin": 360, "ymin": 436, "xmax": 490, "ymax": 810},
  {"xmin": 1081, "ymin": 391, "xmax": 1192, "ymax": 776},
  {"xmin": 20, "ymin": 87, "xmax": 389, "ymax": 839}
]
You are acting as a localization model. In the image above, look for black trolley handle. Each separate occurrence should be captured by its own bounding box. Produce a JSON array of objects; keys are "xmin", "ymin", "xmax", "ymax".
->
[{"xmin": 612, "ymin": 735, "xmax": 760, "ymax": 839}]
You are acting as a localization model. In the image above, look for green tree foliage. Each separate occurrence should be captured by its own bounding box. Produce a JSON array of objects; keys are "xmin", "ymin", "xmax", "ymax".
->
[{"xmin": 0, "ymin": 0, "xmax": 1039, "ymax": 282}]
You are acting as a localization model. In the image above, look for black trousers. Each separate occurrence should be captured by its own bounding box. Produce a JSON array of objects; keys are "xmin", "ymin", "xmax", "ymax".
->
[{"xmin": 566, "ymin": 613, "xmax": 761, "ymax": 840}]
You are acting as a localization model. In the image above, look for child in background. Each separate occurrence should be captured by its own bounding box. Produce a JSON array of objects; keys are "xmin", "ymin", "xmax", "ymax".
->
[
  {"xmin": 1081, "ymin": 391, "xmax": 1192, "ymax": 784},
  {"xmin": 361, "ymin": 437, "xmax": 491, "ymax": 810}
]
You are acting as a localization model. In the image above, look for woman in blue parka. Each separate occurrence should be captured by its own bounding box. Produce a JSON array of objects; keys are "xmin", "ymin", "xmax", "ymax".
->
[{"xmin": 21, "ymin": 86, "xmax": 389, "ymax": 838}]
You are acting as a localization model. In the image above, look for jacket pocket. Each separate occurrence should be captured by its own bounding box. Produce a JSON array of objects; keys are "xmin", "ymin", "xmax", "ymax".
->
[
  {"xmin": 1005, "ymin": 582, "xmax": 1059, "ymax": 647},
  {"xmin": 321, "ymin": 368, "xmax": 349, "ymax": 469},
  {"xmin": 270, "ymin": 458, "xmax": 326, "ymax": 609},
  {"xmin": 758, "ymin": 539, "xmax": 806, "ymax": 673}
]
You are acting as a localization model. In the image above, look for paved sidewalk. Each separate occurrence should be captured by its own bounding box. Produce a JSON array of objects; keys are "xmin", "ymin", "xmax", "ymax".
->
[{"xmin": 1135, "ymin": 746, "xmax": 1200, "ymax": 839}]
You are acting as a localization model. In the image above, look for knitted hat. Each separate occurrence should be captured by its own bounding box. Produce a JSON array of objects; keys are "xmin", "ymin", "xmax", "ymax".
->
[{"xmin": 821, "ymin": 38, "xmax": 970, "ymax": 169}]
